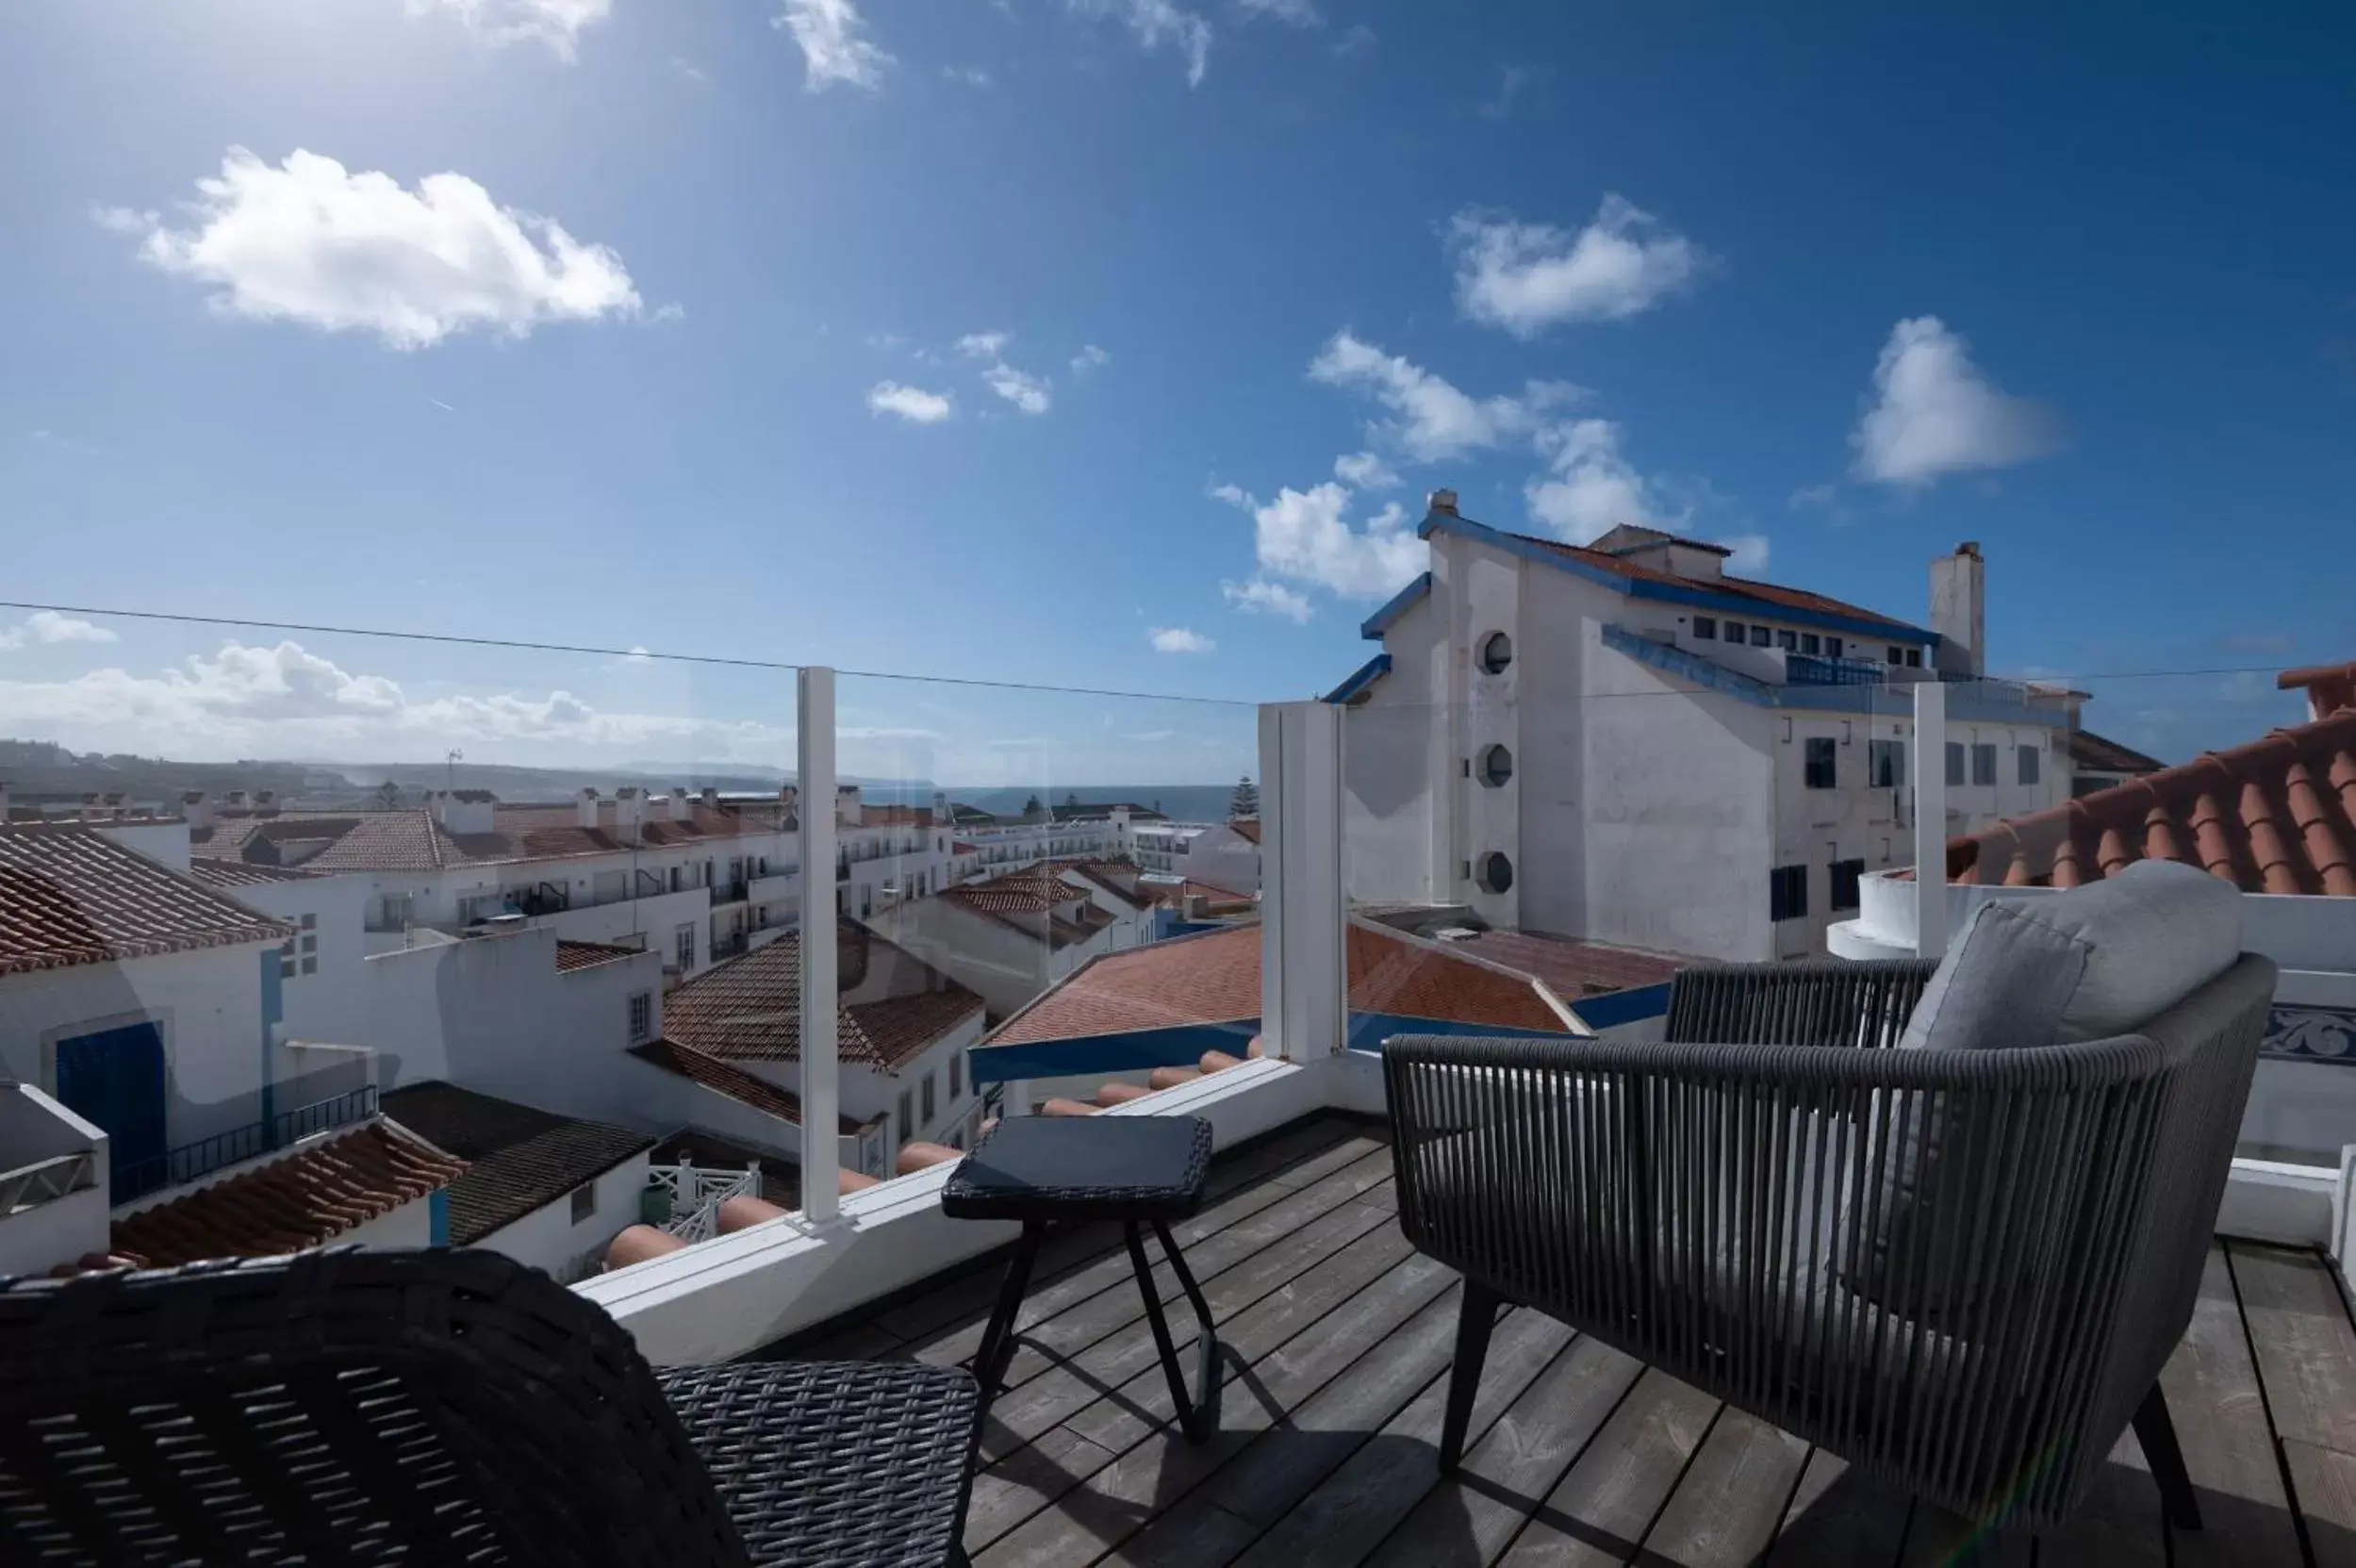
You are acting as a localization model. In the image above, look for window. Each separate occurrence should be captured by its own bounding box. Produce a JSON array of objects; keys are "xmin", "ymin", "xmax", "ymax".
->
[
  {"xmin": 1804, "ymin": 737, "xmax": 1837, "ymax": 789},
  {"xmin": 1800, "ymin": 633, "xmax": 1821, "ymax": 655},
  {"xmin": 1825, "ymin": 636, "xmax": 1844, "ymax": 659},
  {"xmin": 1475, "ymin": 744, "xmax": 1514, "ymax": 788},
  {"xmin": 300, "ymin": 913, "xmax": 316, "ymax": 931},
  {"xmin": 1888, "ymin": 645, "xmax": 1906, "ymax": 665},
  {"xmin": 1945, "ymin": 742, "xmax": 1966, "ymax": 786},
  {"xmin": 898, "ymin": 1089, "xmax": 914, "ymax": 1146},
  {"xmin": 1474, "ymin": 851, "xmax": 1514, "ymax": 895},
  {"xmin": 675, "ymin": 923, "xmax": 695, "ymax": 969},
  {"xmin": 1770, "ymin": 865, "xmax": 1809, "ymax": 922},
  {"xmin": 568, "ymin": 1181, "xmax": 597, "ymax": 1224},
  {"xmin": 1689, "ymin": 616, "xmax": 1717, "ymax": 641},
  {"xmin": 950, "ymin": 1051, "xmax": 964, "ymax": 1100},
  {"xmin": 922, "ymin": 1072, "xmax": 936, "ymax": 1125},
  {"xmin": 279, "ymin": 941, "xmax": 296, "ymax": 980},
  {"xmin": 2018, "ymin": 745, "xmax": 2040, "ymax": 786},
  {"xmin": 1477, "ymin": 631, "xmax": 1514, "ymax": 674},
  {"xmin": 1777, "ymin": 629, "xmax": 1799, "ymax": 652},
  {"xmin": 1868, "ymin": 739, "xmax": 1905, "ymax": 788},
  {"xmin": 1906, "ymin": 649, "xmax": 1924, "ymax": 668},
  {"xmin": 1829, "ymin": 858, "xmax": 1866, "ymax": 913},
  {"xmin": 627, "ymin": 992, "xmax": 651, "ymax": 1044},
  {"xmin": 1722, "ymin": 619, "xmax": 1745, "ymax": 643},
  {"xmin": 1750, "ymin": 624, "xmax": 1772, "ymax": 648},
  {"xmin": 1971, "ymin": 743, "xmax": 1998, "ymax": 785}
]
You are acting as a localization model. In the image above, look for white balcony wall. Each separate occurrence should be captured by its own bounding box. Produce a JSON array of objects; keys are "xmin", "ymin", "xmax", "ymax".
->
[{"xmin": 0, "ymin": 1085, "xmax": 107, "ymax": 1277}]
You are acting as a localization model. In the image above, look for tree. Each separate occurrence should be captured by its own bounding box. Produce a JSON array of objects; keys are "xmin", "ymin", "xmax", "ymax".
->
[
  {"xmin": 373, "ymin": 781, "xmax": 403, "ymax": 811},
  {"xmin": 1228, "ymin": 774, "xmax": 1260, "ymax": 819},
  {"xmin": 1062, "ymin": 791, "xmax": 1082, "ymax": 812}
]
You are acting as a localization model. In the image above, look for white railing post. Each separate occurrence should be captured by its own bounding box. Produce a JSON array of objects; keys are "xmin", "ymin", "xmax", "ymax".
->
[
  {"xmin": 1260, "ymin": 701, "xmax": 1345, "ymax": 1062},
  {"xmin": 798, "ymin": 667, "xmax": 841, "ymax": 1222},
  {"xmin": 1913, "ymin": 680, "xmax": 1950, "ymax": 962}
]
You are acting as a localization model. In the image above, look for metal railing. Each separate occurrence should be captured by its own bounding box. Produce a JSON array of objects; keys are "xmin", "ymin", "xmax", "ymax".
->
[
  {"xmin": 1785, "ymin": 652, "xmax": 1891, "ymax": 686},
  {"xmin": 113, "ymin": 1085, "xmax": 380, "ymax": 1203},
  {"xmin": 711, "ymin": 933, "xmax": 750, "ymax": 961},
  {"xmin": 648, "ymin": 1160, "xmax": 764, "ymax": 1245}
]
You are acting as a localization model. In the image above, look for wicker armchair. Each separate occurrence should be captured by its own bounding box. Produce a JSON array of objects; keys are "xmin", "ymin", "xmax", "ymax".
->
[
  {"xmin": 1385, "ymin": 953, "xmax": 2276, "ymax": 1531},
  {"xmin": 0, "ymin": 1246, "xmax": 978, "ymax": 1567}
]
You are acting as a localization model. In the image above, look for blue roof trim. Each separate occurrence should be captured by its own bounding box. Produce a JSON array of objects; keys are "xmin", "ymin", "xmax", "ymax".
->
[
  {"xmin": 1422, "ymin": 510, "xmax": 1941, "ymax": 648},
  {"xmin": 1322, "ymin": 652, "xmax": 1392, "ymax": 704},
  {"xmin": 1359, "ymin": 572, "xmax": 1431, "ymax": 640},
  {"xmin": 1562, "ymin": 982, "xmax": 1672, "ymax": 1032},
  {"xmin": 968, "ymin": 1021, "xmax": 1253, "ymax": 1085},
  {"xmin": 1599, "ymin": 624, "xmax": 2070, "ymax": 729}
]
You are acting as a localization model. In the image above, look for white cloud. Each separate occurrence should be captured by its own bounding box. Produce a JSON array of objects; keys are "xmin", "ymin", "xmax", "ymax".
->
[
  {"xmin": 983, "ymin": 362, "xmax": 1052, "ymax": 415},
  {"xmin": 1717, "ymin": 534, "xmax": 1771, "ymax": 574},
  {"xmin": 1448, "ymin": 196, "xmax": 1706, "ymax": 337},
  {"xmin": 0, "ymin": 639, "xmax": 795, "ymax": 763},
  {"xmin": 1071, "ymin": 343, "xmax": 1112, "ymax": 374},
  {"xmin": 1524, "ymin": 419, "xmax": 1666, "ymax": 542},
  {"xmin": 1334, "ymin": 22, "xmax": 1376, "ymax": 55},
  {"xmin": 941, "ymin": 64, "xmax": 994, "ymax": 85},
  {"xmin": 1332, "ymin": 450, "xmax": 1399, "ymax": 489},
  {"xmin": 1222, "ymin": 579, "xmax": 1315, "ymax": 622},
  {"xmin": 1149, "ymin": 626, "xmax": 1215, "ymax": 653},
  {"xmin": 1309, "ymin": 330, "xmax": 1578, "ymax": 463},
  {"xmin": 102, "ymin": 149, "xmax": 641, "ymax": 351},
  {"xmin": 1070, "ymin": 0, "xmax": 1212, "ymax": 87},
  {"xmin": 671, "ymin": 57, "xmax": 710, "ymax": 83},
  {"xmin": 866, "ymin": 381, "xmax": 954, "ymax": 422},
  {"xmin": 1477, "ymin": 63, "xmax": 1533, "ymax": 120},
  {"xmin": 1851, "ymin": 316, "xmax": 2063, "ymax": 487},
  {"xmin": 0, "ymin": 612, "xmax": 120, "ymax": 652},
  {"xmin": 776, "ymin": 0, "xmax": 892, "ymax": 91},
  {"xmin": 407, "ymin": 0, "xmax": 610, "ymax": 58},
  {"xmin": 1236, "ymin": 0, "xmax": 1319, "ymax": 25},
  {"xmin": 957, "ymin": 330, "xmax": 1011, "ymax": 359},
  {"xmin": 1218, "ymin": 480, "xmax": 1426, "ymax": 598}
]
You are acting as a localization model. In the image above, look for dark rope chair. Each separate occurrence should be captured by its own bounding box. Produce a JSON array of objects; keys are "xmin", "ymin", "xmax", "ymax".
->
[
  {"xmin": 0, "ymin": 1246, "xmax": 978, "ymax": 1566},
  {"xmin": 1385, "ymin": 954, "xmax": 2275, "ymax": 1531}
]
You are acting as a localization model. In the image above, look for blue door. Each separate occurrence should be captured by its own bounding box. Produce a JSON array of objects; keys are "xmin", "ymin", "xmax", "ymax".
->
[{"xmin": 55, "ymin": 1023, "xmax": 168, "ymax": 1198}]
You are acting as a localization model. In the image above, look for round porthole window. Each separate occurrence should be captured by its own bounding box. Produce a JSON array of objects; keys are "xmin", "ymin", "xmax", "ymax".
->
[
  {"xmin": 1477, "ymin": 631, "xmax": 1514, "ymax": 675},
  {"xmin": 1475, "ymin": 851, "xmax": 1514, "ymax": 895},
  {"xmin": 1476, "ymin": 744, "xmax": 1514, "ymax": 788}
]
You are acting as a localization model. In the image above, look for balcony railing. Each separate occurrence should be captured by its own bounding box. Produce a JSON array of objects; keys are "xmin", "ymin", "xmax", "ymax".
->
[
  {"xmin": 0, "ymin": 1149, "xmax": 96, "ymax": 1213},
  {"xmin": 711, "ymin": 933, "xmax": 750, "ymax": 961},
  {"xmin": 1785, "ymin": 651, "xmax": 1890, "ymax": 686},
  {"xmin": 113, "ymin": 1085, "xmax": 380, "ymax": 1203}
]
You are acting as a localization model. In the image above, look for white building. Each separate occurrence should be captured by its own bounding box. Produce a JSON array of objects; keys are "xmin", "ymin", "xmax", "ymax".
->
[
  {"xmin": 947, "ymin": 803, "xmax": 1150, "ymax": 884},
  {"xmin": 873, "ymin": 864, "xmax": 1151, "ymax": 1020},
  {"xmin": 1133, "ymin": 818, "xmax": 1260, "ymax": 896},
  {"xmin": 1330, "ymin": 500, "xmax": 2073, "ymax": 961}
]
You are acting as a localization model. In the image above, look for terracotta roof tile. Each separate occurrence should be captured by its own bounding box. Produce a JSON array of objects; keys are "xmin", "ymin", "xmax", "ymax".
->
[
  {"xmin": 1508, "ymin": 527, "xmax": 1928, "ymax": 636},
  {"xmin": 1950, "ymin": 703, "xmax": 2356, "ymax": 897},
  {"xmin": 2282, "ymin": 660, "xmax": 2356, "ymax": 719},
  {"xmin": 0, "ymin": 823, "xmax": 291, "ymax": 976},
  {"xmin": 555, "ymin": 938, "xmax": 643, "ymax": 973},
  {"xmin": 988, "ymin": 919, "xmax": 1569, "ymax": 1045},
  {"xmin": 380, "ymin": 1082, "xmax": 653, "ymax": 1246},
  {"xmin": 108, "ymin": 1121, "xmax": 466, "ymax": 1267},
  {"xmin": 660, "ymin": 928, "xmax": 984, "ymax": 1070},
  {"xmin": 186, "ymin": 857, "xmax": 328, "ymax": 889},
  {"xmin": 2067, "ymin": 729, "xmax": 2167, "ymax": 778},
  {"xmin": 1442, "ymin": 931, "xmax": 1686, "ymax": 998},
  {"xmin": 627, "ymin": 1038, "xmax": 866, "ymax": 1137},
  {"xmin": 1227, "ymin": 818, "xmax": 1261, "ymax": 845},
  {"xmin": 189, "ymin": 801, "xmax": 794, "ymax": 874}
]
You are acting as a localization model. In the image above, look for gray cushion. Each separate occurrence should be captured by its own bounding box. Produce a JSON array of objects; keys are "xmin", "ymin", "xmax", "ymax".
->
[{"xmin": 1898, "ymin": 858, "xmax": 2244, "ymax": 1053}]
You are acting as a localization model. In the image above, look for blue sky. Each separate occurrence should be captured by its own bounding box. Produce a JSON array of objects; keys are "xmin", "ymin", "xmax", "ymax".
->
[{"xmin": 2, "ymin": 1, "xmax": 2350, "ymax": 779}]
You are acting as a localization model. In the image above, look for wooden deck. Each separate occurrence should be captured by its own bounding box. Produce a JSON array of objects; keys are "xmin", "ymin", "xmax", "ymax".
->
[{"xmin": 787, "ymin": 1116, "xmax": 2356, "ymax": 1567}]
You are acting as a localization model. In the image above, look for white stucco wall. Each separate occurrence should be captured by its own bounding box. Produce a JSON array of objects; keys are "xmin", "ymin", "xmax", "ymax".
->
[
  {"xmin": 0, "ymin": 942, "xmax": 280, "ymax": 1148},
  {"xmin": 1343, "ymin": 594, "xmax": 1443, "ymax": 908},
  {"xmin": 227, "ymin": 873, "xmax": 373, "ymax": 1041},
  {"xmin": 339, "ymin": 1194, "xmax": 434, "ymax": 1250},
  {"xmin": 470, "ymin": 1151, "xmax": 651, "ymax": 1282},
  {"xmin": 871, "ymin": 900, "xmax": 1101, "ymax": 1020}
]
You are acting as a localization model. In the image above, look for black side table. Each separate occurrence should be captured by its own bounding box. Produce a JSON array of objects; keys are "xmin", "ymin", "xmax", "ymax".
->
[{"xmin": 941, "ymin": 1114, "xmax": 1220, "ymax": 1443}]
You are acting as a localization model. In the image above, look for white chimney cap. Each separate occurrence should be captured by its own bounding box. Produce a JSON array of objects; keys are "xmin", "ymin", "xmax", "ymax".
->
[{"xmin": 1428, "ymin": 487, "xmax": 1458, "ymax": 514}]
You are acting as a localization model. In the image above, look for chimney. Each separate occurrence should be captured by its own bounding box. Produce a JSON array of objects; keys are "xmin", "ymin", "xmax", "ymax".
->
[
  {"xmin": 577, "ymin": 787, "xmax": 601, "ymax": 830},
  {"xmin": 616, "ymin": 787, "xmax": 644, "ymax": 845},
  {"xmin": 437, "ymin": 789, "xmax": 495, "ymax": 834},
  {"xmin": 224, "ymin": 789, "xmax": 250, "ymax": 810},
  {"xmin": 1930, "ymin": 541, "xmax": 1985, "ymax": 677},
  {"xmin": 181, "ymin": 790, "xmax": 213, "ymax": 832},
  {"xmin": 1428, "ymin": 487, "xmax": 1458, "ymax": 517},
  {"xmin": 836, "ymin": 784, "xmax": 863, "ymax": 829},
  {"xmin": 700, "ymin": 785, "xmax": 719, "ymax": 809},
  {"xmin": 670, "ymin": 786, "xmax": 692, "ymax": 822},
  {"xmin": 2278, "ymin": 661, "xmax": 2356, "ymax": 723}
]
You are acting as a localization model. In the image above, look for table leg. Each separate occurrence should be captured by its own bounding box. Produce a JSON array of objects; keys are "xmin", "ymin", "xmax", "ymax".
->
[
  {"xmin": 1128, "ymin": 1221, "xmax": 1220, "ymax": 1444},
  {"xmin": 972, "ymin": 1221, "xmax": 1044, "ymax": 1418}
]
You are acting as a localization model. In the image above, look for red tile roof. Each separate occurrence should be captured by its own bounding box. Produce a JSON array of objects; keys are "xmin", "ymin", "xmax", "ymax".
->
[
  {"xmin": 1442, "ymin": 931, "xmax": 1686, "ymax": 998},
  {"xmin": 946, "ymin": 870, "xmax": 1091, "ymax": 915},
  {"xmin": 0, "ymin": 823, "xmax": 292, "ymax": 977},
  {"xmin": 186, "ymin": 857, "xmax": 328, "ymax": 889},
  {"xmin": 555, "ymin": 938, "xmax": 643, "ymax": 973},
  {"xmin": 627, "ymin": 1038, "xmax": 867, "ymax": 1136},
  {"xmin": 2283, "ymin": 660, "xmax": 2356, "ymax": 720},
  {"xmin": 1510, "ymin": 528, "xmax": 1924, "ymax": 635},
  {"xmin": 1949, "ymin": 702, "xmax": 2356, "ymax": 896},
  {"xmin": 660, "ymin": 929, "xmax": 985, "ymax": 1070},
  {"xmin": 380, "ymin": 1081, "xmax": 653, "ymax": 1246},
  {"xmin": 859, "ymin": 805, "xmax": 937, "ymax": 829},
  {"xmin": 190, "ymin": 800, "xmax": 794, "ymax": 873},
  {"xmin": 2067, "ymin": 729, "xmax": 2166, "ymax": 778},
  {"xmin": 1050, "ymin": 859, "xmax": 1150, "ymax": 908},
  {"xmin": 108, "ymin": 1121, "xmax": 467, "ymax": 1267},
  {"xmin": 1227, "ymin": 818, "xmax": 1261, "ymax": 845},
  {"xmin": 987, "ymin": 918, "xmax": 1570, "ymax": 1046}
]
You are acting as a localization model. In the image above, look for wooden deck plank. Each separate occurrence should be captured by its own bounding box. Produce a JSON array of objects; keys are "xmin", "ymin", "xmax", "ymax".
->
[
  {"xmin": 1364, "ymin": 1335, "xmax": 1646, "ymax": 1568},
  {"xmin": 2013, "ymin": 1428, "xmax": 2166, "ymax": 1568},
  {"xmin": 1762, "ymin": 1452, "xmax": 1912, "ymax": 1567},
  {"xmin": 976, "ymin": 1192, "xmax": 1399, "ymax": 1461},
  {"xmin": 1638, "ymin": 1406, "xmax": 1813, "ymax": 1568},
  {"xmin": 2230, "ymin": 1242, "xmax": 2356, "ymax": 1455},
  {"xmin": 1896, "ymin": 1504, "xmax": 2036, "ymax": 1566},
  {"xmin": 1225, "ymin": 1311, "xmax": 1583, "ymax": 1568},
  {"xmin": 2283, "ymin": 1439, "xmax": 2356, "ymax": 1568},
  {"xmin": 2164, "ymin": 1246, "xmax": 2307, "ymax": 1568},
  {"xmin": 964, "ymin": 1426, "xmax": 1121, "ymax": 1550},
  {"xmin": 971, "ymin": 1251, "xmax": 1458, "ymax": 1568},
  {"xmin": 1491, "ymin": 1368, "xmax": 1720, "ymax": 1567},
  {"xmin": 1114, "ymin": 1295, "xmax": 1570, "ymax": 1567},
  {"xmin": 964, "ymin": 1217, "xmax": 1424, "ymax": 1554}
]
